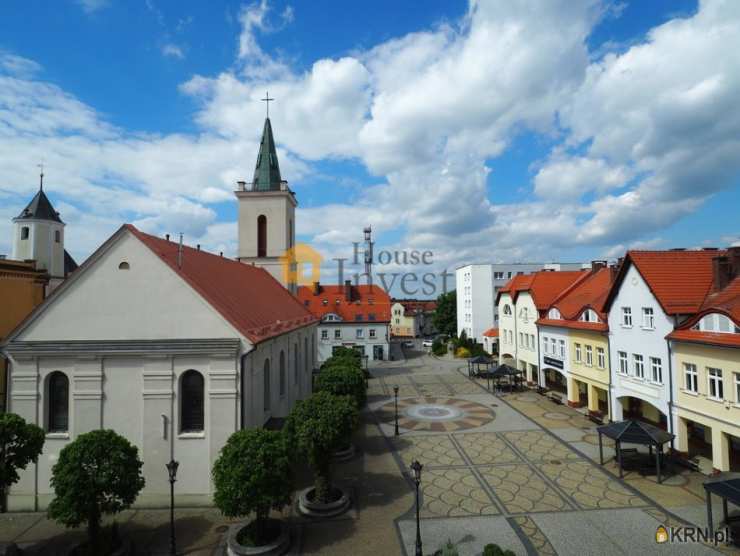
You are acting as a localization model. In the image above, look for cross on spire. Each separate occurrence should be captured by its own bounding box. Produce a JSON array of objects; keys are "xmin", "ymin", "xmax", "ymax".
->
[
  {"xmin": 38, "ymin": 163, "xmax": 44, "ymax": 191},
  {"xmin": 261, "ymin": 90, "xmax": 274, "ymax": 118}
]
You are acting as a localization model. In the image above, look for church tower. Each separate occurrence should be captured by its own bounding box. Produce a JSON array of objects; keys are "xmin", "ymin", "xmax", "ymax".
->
[{"xmin": 236, "ymin": 116, "xmax": 297, "ymax": 292}]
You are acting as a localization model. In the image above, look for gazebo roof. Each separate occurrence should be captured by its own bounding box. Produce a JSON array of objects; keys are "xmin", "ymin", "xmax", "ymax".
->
[
  {"xmin": 704, "ymin": 477, "xmax": 740, "ymax": 506},
  {"xmin": 470, "ymin": 355, "xmax": 493, "ymax": 364},
  {"xmin": 490, "ymin": 364, "xmax": 522, "ymax": 376},
  {"xmin": 597, "ymin": 419, "xmax": 674, "ymax": 446}
]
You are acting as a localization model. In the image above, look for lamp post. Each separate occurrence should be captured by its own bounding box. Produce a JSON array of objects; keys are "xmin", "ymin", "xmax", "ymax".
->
[
  {"xmin": 393, "ymin": 385, "xmax": 400, "ymax": 436},
  {"xmin": 410, "ymin": 460, "xmax": 423, "ymax": 556},
  {"xmin": 165, "ymin": 459, "xmax": 179, "ymax": 556}
]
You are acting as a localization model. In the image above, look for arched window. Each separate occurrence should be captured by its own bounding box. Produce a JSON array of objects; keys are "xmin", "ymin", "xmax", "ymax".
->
[
  {"xmin": 21, "ymin": 227, "xmax": 29, "ymax": 240},
  {"xmin": 294, "ymin": 344, "xmax": 299, "ymax": 385},
  {"xmin": 257, "ymin": 215, "xmax": 267, "ymax": 257},
  {"xmin": 279, "ymin": 351, "xmax": 286, "ymax": 397},
  {"xmin": 48, "ymin": 372, "xmax": 69, "ymax": 432},
  {"xmin": 118, "ymin": 261, "xmax": 130, "ymax": 270},
  {"xmin": 263, "ymin": 359, "xmax": 271, "ymax": 411},
  {"xmin": 54, "ymin": 230, "xmax": 61, "ymax": 243},
  {"xmin": 180, "ymin": 370, "xmax": 204, "ymax": 432},
  {"xmin": 503, "ymin": 304, "xmax": 512, "ymax": 315}
]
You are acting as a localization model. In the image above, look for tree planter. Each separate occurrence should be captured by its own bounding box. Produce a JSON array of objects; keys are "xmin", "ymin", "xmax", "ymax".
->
[
  {"xmin": 226, "ymin": 519, "xmax": 290, "ymax": 556},
  {"xmin": 332, "ymin": 443, "xmax": 356, "ymax": 462},
  {"xmin": 297, "ymin": 486, "xmax": 351, "ymax": 518}
]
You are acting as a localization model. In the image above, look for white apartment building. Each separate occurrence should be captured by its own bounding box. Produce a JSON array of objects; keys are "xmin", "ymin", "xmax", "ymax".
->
[{"xmin": 457, "ymin": 262, "xmax": 584, "ymax": 343}]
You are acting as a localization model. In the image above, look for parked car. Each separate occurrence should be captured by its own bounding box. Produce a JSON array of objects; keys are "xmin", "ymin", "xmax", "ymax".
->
[
  {"xmin": 403, "ymin": 341, "xmax": 415, "ymax": 348},
  {"xmin": 422, "ymin": 339, "xmax": 433, "ymax": 348}
]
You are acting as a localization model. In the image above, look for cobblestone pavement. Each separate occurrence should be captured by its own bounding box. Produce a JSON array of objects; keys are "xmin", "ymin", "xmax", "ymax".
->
[{"xmin": 369, "ymin": 352, "xmax": 737, "ymax": 556}]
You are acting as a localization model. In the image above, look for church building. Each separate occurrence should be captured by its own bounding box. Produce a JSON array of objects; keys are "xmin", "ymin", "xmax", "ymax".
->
[{"xmin": 1, "ymin": 118, "xmax": 318, "ymax": 510}]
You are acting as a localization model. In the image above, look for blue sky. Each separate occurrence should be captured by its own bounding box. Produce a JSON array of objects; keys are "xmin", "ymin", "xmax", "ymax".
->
[{"xmin": 1, "ymin": 0, "xmax": 739, "ymax": 296}]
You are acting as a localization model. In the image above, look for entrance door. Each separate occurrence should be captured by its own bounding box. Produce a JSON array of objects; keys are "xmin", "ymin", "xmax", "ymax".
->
[{"xmin": 373, "ymin": 345, "xmax": 384, "ymax": 360}]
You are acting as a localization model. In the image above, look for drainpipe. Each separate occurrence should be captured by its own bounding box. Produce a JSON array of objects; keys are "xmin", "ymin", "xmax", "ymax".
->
[
  {"xmin": 606, "ymin": 331, "xmax": 613, "ymax": 423},
  {"xmin": 512, "ymin": 299, "xmax": 519, "ymax": 375},
  {"xmin": 238, "ymin": 343, "xmax": 255, "ymax": 430},
  {"xmin": 536, "ymin": 325, "xmax": 542, "ymax": 389},
  {"xmin": 666, "ymin": 317, "xmax": 677, "ymax": 452}
]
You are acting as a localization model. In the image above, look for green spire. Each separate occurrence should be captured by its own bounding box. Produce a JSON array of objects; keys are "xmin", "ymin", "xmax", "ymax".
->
[{"xmin": 252, "ymin": 117, "xmax": 282, "ymax": 191}]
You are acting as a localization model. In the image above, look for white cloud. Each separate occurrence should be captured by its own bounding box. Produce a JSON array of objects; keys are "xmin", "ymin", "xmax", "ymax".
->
[
  {"xmin": 534, "ymin": 156, "xmax": 631, "ymax": 199},
  {"xmin": 76, "ymin": 0, "xmax": 110, "ymax": 14},
  {"xmin": 162, "ymin": 44, "xmax": 185, "ymax": 59}
]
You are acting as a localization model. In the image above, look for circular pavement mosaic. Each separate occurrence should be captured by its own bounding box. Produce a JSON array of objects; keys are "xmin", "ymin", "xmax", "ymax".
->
[{"xmin": 378, "ymin": 397, "xmax": 495, "ymax": 432}]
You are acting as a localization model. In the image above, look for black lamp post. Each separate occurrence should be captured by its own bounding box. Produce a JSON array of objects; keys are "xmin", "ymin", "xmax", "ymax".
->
[
  {"xmin": 393, "ymin": 385, "xmax": 400, "ymax": 436},
  {"xmin": 410, "ymin": 460, "xmax": 423, "ymax": 556},
  {"xmin": 165, "ymin": 459, "xmax": 179, "ymax": 556}
]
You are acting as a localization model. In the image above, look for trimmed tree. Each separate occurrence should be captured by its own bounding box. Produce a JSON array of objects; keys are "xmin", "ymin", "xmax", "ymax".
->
[
  {"xmin": 212, "ymin": 429, "xmax": 292, "ymax": 546},
  {"xmin": 285, "ymin": 392, "xmax": 358, "ymax": 504},
  {"xmin": 314, "ymin": 363, "xmax": 366, "ymax": 408},
  {"xmin": 48, "ymin": 430, "xmax": 145, "ymax": 554},
  {"xmin": 0, "ymin": 413, "xmax": 44, "ymax": 508},
  {"xmin": 432, "ymin": 290, "xmax": 456, "ymax": 337}
]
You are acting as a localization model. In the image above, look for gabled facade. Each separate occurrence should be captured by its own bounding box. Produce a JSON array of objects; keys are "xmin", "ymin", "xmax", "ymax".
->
[
  {"xmin": 390, "ymin": 301, "xmax": 419, "ymax": 338},
  {"xmin": 1, "ymin": 224, "xmax": 317, "ymax": 510}
]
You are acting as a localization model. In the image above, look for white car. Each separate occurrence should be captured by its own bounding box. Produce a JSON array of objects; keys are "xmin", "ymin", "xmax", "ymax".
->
[{"xmin": 421, "ymin": 339, "xmax": 433, "ymax": 348}]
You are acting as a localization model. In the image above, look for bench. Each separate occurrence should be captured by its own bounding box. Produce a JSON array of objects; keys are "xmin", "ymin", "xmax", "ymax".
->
[{"xmin": 548, "ymin": 392, "xmax": 563, "ymax": 405}]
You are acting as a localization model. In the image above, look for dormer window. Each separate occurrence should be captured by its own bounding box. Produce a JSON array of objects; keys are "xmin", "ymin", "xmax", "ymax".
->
[
  {"xmin": 579, "ymin": 309, "xmax": 600, "ymax": 323},
  {"xmin": 693, "ymin": 313, "xmax": 739, "ymax": 334},
  {"xmin": 548, "ymin": 308, "xmax": 561, "ymax": 320},
  {"xmin": 21, "ymin": 227, "xmax": 29, "ymax": 240},
  {"xmin": 54, "ymin": 230, "xmax": 60, "ymax": 243}
]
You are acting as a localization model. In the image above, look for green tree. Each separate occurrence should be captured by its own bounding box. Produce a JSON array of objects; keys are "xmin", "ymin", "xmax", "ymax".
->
[
  {"xmin": 315, "ymin": 364, "xmax": 366, "ymax": 408},
  {"xmin": 284, "ymin": 392, "xmax": 358, "ymax": 504},
  {"xmin": 212, "ymin": 429, "xmax": 292, "ymax": 546},
  {"xmin": 0, "ymin": 413, "xmax": 44, "ymax": 507},
  {"xmin": 483, "ymin": 543, "xmax": 516, "ymax": 556},
  {"xmin": 48, "ymin": 430, "xmax": 145, "ymax": 554},
  {"xmin": 432, "ymin": 290, "xmax": 457, "ymax": 337},
  {"xmin": 328, "ymin": 346, "xmax": 361, "ymax": 365}
]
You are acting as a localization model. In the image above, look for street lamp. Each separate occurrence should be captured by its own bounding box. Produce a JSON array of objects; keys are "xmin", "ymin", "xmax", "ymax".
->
[
  {"xmin": 410, "ymin": 460, "xmax": 423, "ymax": 556},
  {"xmin": 393, "ymin": 385, "xmax": 400, "ymax": 436},
  {"xmin": 165, "ymin": 459, "xmax": 179, "ymax": 556}
]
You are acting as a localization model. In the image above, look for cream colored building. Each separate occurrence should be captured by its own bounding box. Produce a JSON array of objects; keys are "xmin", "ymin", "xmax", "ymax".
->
[{"xmin": 390, "ymin": 302, "xmax": 419, "ymax": 338}]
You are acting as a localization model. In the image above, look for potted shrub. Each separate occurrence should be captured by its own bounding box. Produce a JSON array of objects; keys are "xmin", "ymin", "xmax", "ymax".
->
[
  {"xmin": 0, "ymin": 413, "xmax": 44, "ymax": 511},
  {"xmin": 213, "ymin": 429, "xmax": 293, "ymax": 556},
  {"xmin": 314, "ymin": 364, "xmax": 366, "ymax": 460},
  {"xmin": 47, "ymin": 429, "xmax": 145, "ymax": 555},
  {"xmin": 285, "ymin": 392, "xmax": 358, "ymax": 517}
]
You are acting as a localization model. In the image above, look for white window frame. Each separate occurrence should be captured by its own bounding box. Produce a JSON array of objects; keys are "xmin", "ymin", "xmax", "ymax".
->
[
  {"xmin": 618, "ymin": 351, "xmax": 628, "ymax": 374},
  {"xmin": 559, "ymin": 339, "xmax": 565, "ymax": 357},
  {"xmin": 650, "ymin": 357, "xmax": 663, "ymax": 384},
  {"xmin": 356, "ymin": 328, "xmax": 364, "ymax": 339},
  {"xmin": 585, "ymin": 345, "xmax": 593, "ymax": 366},
  {"xmin": 735, "ymin": 372, "xmax": 740, "ymax": 405},
  {"xmin": 684, "ymin": 363, "xmax": 698, "ymax": 394},
  {"xmin": 622, "ymin": 307, "xmax": 632, "ymax": 327},
  {"xmin": 642, "ymin": 307, "xmax": 655, "ymax": 330},
  {"xmin": 321, "ymin": 329, "xmax": 328, "ymax": 340},
  {"xmin": 530, "ymin": 334, "xmax": 535, "ymax": 351},
  {"xmin": 543, "ymin": 336, "xmax": 549, "ymax": 353},
  {"xmin": 707, "ymin": 368, "xmax": 723, "ymax": 401},
  {"xmin": 334, "ymin": 329, "xmax": 341, "ymax": 339},
  {"xmin": 550, "ymin": 338, "xmax": 556, "ymax": 354},
  {"xmin": 369, "ymin": 329, "xmax": 376, "ymax": 339},
  {"xmin": 633, "ymin": 354, "xmax": 644, "ymax": 379},
  {"xmin": 597, "ymin": 347, "xmax": 605, "ymax": 369},
  {"xmin": 575, "ymin": 343, "xmax": 582, "ymax": 363},
  {"xmin": 519, "ymin": 332, "xmax": 524, "ymax": 346}
]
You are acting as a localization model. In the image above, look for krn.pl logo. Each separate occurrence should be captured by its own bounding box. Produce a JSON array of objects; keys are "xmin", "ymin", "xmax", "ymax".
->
[
  {"xmin": 280, "ymin": 243, "xmax": 322, "ymax": 286},
  {"xmin": 656, "ymin": 525, "xmax": 669, "ymax": 544}
]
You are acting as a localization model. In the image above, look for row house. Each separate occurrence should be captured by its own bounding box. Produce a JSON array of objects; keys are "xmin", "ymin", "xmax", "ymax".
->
[
  {"xmin": 497, "ymin": 270, "xmax": 586, "ymax": 385},
  {"xmin": 536, "ymin": 264, "xmax": 614, "ymax": 420}
]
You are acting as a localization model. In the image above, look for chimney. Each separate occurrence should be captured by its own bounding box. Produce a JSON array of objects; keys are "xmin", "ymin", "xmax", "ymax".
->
[
  {"xmin": 344, "ymin": 279, "xmax": 352, "ymax": 302},
  {"xmin": 197, "ymin": 244, "xmax": 201, "ymax": 251},
  {"xmin": 591, "ymin": 260, "xmax": 607, "ymax": 273},
  {"xmin": 220, "ymin": 251, "xmax": 223, "ymax": 257},
  {"xmin": 237, "ymin": 180, "xmax": 246, "ymax": 191},
  {"xmin": 165, "ymin": 234, "xmax": 170, "ymax": 241},
  {"xmin": 177, "ymin": 233, "xmax": 183, "ymax": 269},
  {"xmin": 312, "ymin": 281, "xmax": 321, "ymax": 295},
  {"xmin": 728, "ymin": 246, "xmax": 740, "ymax": 279},
  {"xmin": 712, "ymin": 256, "xmax": 732, "ymax": 291}
]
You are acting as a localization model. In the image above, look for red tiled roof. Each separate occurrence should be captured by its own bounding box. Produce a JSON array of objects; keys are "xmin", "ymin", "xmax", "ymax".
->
[
  {"xmin": 297, "ymin": 284, "xmax": 391, "ymax": 323},
  {"xmin": 551, "ymin": 267, "xmax": 614, "ymax": 321},
  {"xmin": 616, "ymin": 250, "xmax": 729, "ymax": 315},
  {"xmin": 498, "ymin": 270, "xmax": 587, "ymax": 310},
  {"xmin": 393, "ymin": 299, "xmax": 437, "ymax": 315},
  {"xmin": 127, "ymin": 225, "xmax": 316, "ymax": 343},
  {"xmin": 700, "ymin": 276, "xmax": 740, "ymax": 321},
  {"xmin": 666, "ymin": 329, "xmax": 740, "ymax": 349},
  {"xmin": 535, "ymin": 318, "xmax": 608, "ymax": 332},
  {"xmin": 496, "ymin": 274, "xmax": 534, "ymax": 303},
  {"xmin": 482, "ymin": 328, "xmax": 499, "ymax": 338}
]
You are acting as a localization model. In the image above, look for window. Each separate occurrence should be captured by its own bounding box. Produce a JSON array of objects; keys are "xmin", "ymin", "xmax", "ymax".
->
[
  {"xmin": 118, "ymin": 261, "xmax": 130, "ymax": 270},
  {"xmin": 580, "ymin": 309, "xmax": 599, "ymax": 323},
  {"xmin": 519, "ymin": 332, "xmax": 524, "ymax": 346},
  {"xmin": 369, "ymin": 329, "xmax": 376, "ymax": 339},
  {"xmin": 334, "ymin": 329, "xmax": 341, "ymax": 339},
  {"xmin": 633, "ymin": 354, "xmax": 644, "ymax": 379},
  {"xmin": 503, "ymin": 304, "xmax": 512, "ymax": 315},
  {"xmin": 47, "ymin": 371, "xmax": 69, "ymax": 433},
  {"xmin": 356, "ymin": 314, "xmax": 364, "ymax": 321},
  {"xmin": 257, "ymin": 215, "xmax": 267, "ymax": 257},
  {"xmin": 622, "ymin": 307, "xmax": 632, "ymax": 327},
  {"xmin": 368, "ymin": 313, "xmax": 376, "ymax": 321},
  {"xmin": 650, "ymin": 357, "xmax": 663, "ymax": 383},
  {"xmin": 54, "ymin": 230, "xmax": 61, "ymax": 243},
  {"xmin": 263, "ymin": 360, "xmax": 271, "ymax": 411},
  {"xmin": 181, "ymin": 370, "xmax": 204, "ymax": 432},
  {"xmin": 708, "ymin": 368, "xmax": 723, "ymax": 400},
  {"xmin": 494, "ymin": 272, "xmax": 504, "ymax": 280},
  {"xmin": 597, "ymin": 347, "xmax": 605, "ymax": 369},
  {"xmin": 548, "ymin": 308, "xmax": 561, "ymax": 319},
  {"xmin": 618, "ymin": 351, "xmax": 628, "ymax": 374},
  {"xmin": 684, "ymin": 363, "xmax": 698, "ymax": 393},
  {"xmin": 520, "ymin": 307, "xmax": 529, "ymax": 322},
  {"xmin": 735, "ymin": 372, "xmax": 740, "ymax": 404},
  {"xmin": 279, "ymin": 351, "xmax": 286, "ymax": 397},
  {"xmin": 356, "ymin": 328, "xmax": 364, "ymax": 339},
  {"xmin": 543, "ymin": 336, "xmax": 549, "ymax": 353},
  {"xmin": 550, "ymin": 338, "xmax": 556, "ymax": 355},
  {"xmin": 21, "ymin": 226, "xmax": 29, "ymax": 240},
  {"xmin": 559, "ymin": 340, "xmax": 565, "ymax": 357},
  {"xmin": 642, "ymin": 307, "xmax": 655, "ymax": 329},
  {"xmin": 321, "ymin": 329, "xmax": 328, "ymax": 340},
  {"xmin": 575, "ymin": 343, "xmax": 582, "ymax": 362},
  {"xmin": 585, "ymin": 345, "xmax": 593, "ymax": 366}
]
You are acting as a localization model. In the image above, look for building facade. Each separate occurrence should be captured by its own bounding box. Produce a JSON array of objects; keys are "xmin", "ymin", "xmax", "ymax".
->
[
  {"xmin": 390, "ymin": 301, "xmax": 420, "ymax": 338},
  {"xmin": 297, "ymin": 282, "xmax": 391, "ymax": 363}
]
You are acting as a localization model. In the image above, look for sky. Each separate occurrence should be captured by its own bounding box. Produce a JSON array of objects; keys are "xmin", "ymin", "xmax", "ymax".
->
[{"xmin": 1, "ymin": 0, "xmax": 739, "ymax": 297}]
